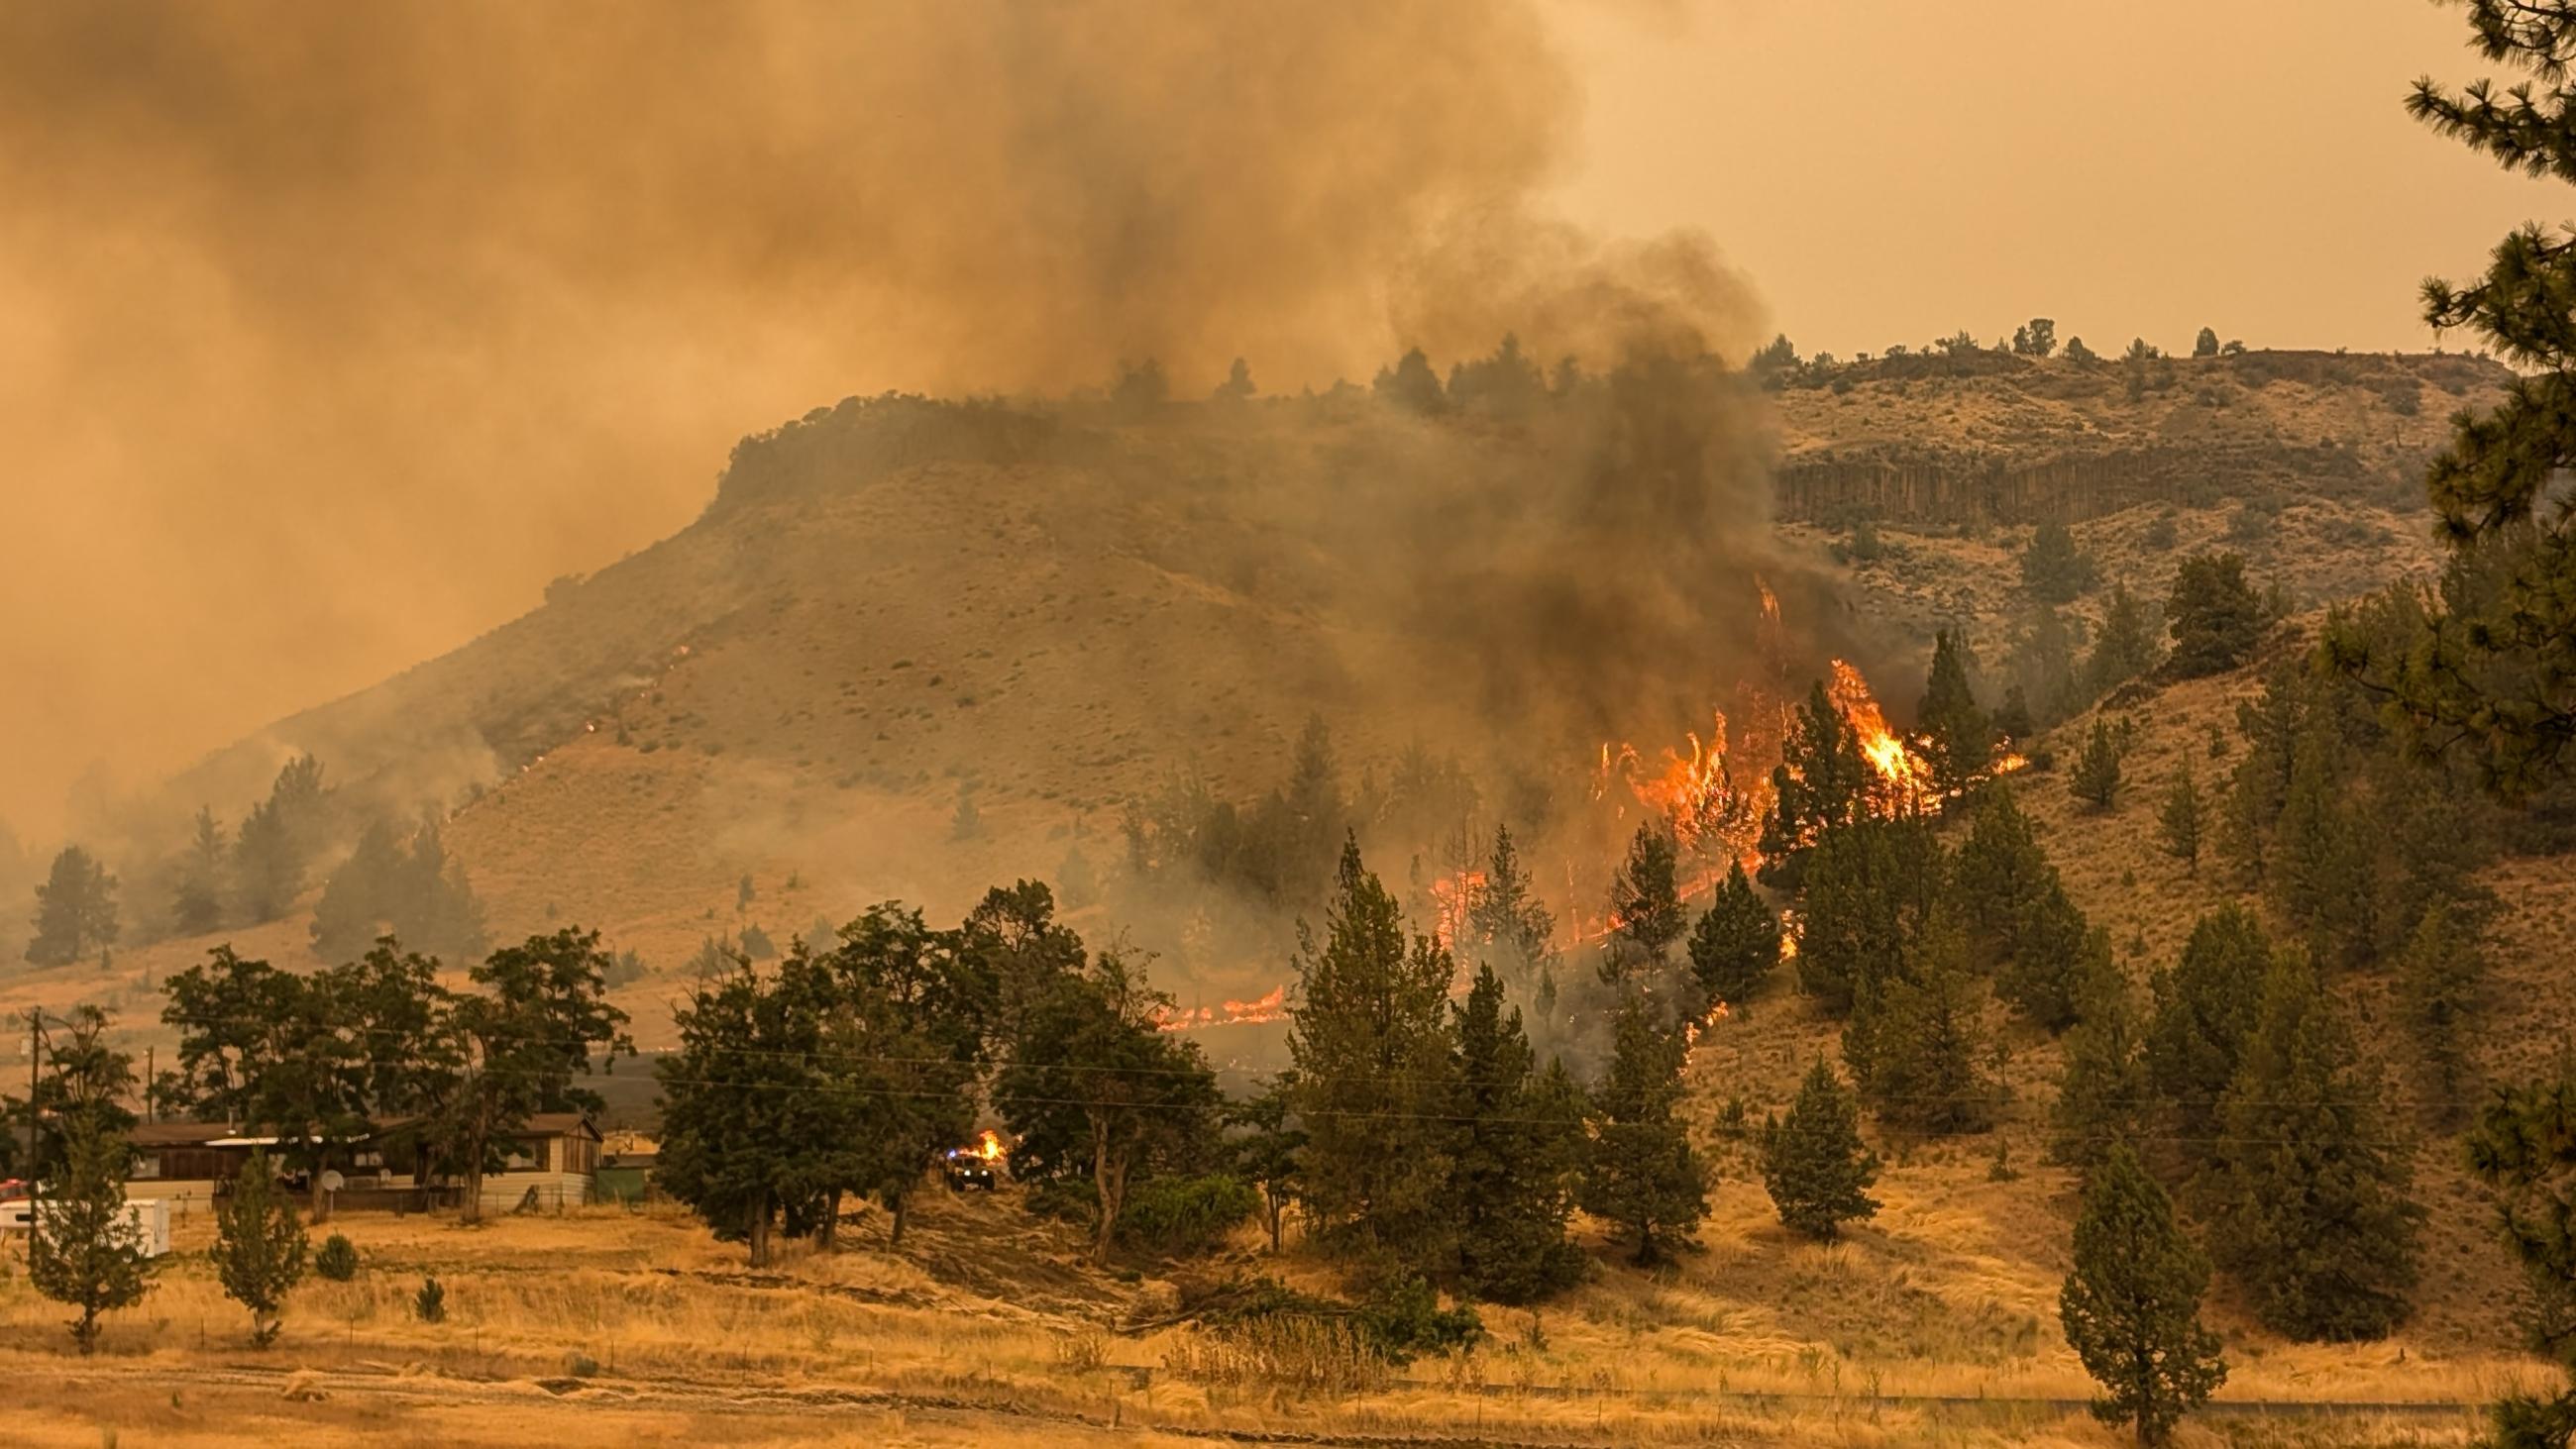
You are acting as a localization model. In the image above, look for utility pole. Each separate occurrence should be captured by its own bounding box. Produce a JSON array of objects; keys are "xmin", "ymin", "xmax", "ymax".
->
[
  {"xmin": 26, "ymin": 1006, "xmax": 42, "ymax": 1199},
  {"xmin": 145, "ymin": 1046, "xmax": 156, "ymax": 1125}
]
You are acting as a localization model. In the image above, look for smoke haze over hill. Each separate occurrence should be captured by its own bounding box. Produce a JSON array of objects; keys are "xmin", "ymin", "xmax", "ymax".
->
[{"xmin": 0, "ymin": 1, "xmax": 1763, "ymax": 838}]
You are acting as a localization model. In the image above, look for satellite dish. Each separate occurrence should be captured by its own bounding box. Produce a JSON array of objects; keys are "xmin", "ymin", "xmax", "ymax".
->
[{"xmin": 318, "ymin": 1170, "xmax": 346, "ymax": 1193}]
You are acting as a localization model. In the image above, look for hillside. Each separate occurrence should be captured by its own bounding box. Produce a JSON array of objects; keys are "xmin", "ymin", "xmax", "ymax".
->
[
  {"xmin": 5, "ymin": 346, "xmax": 2569, "ymax": 1444},
  {"xmin": 1, "ymin": 351, "xmax": 2512, "ymax": 1019}
]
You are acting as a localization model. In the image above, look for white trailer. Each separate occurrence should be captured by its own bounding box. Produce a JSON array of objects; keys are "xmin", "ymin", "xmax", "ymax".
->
[{"xmin": 0, "ymin": 1196, "xmax": 171, "ymax": 1258}]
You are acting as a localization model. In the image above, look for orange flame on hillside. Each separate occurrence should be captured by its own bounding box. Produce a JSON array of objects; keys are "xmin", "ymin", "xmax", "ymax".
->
[
  {"xmin": 1827, "ymin": 658, "xmax": 1936, "ymax": 812},
  {"xmin": 1431, "ymin": 869, "xmax": 1488, "ymax": 953},
  {"xmin": 1151, "ymin": 983, "xmax": 1288, "ymax": 1033},
  {"xmin": 979, "ymin": 1130, "xmax": 1005, "ymax": 1162}
]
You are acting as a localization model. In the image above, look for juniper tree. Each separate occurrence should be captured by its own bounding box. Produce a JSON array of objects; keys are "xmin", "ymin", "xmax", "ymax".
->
[
  {"xmin": 1760, "ymin": 1057, "xmax": 1880, "ymax": 1240},
  {"xmin": 29, "ymin": 1005, "xmax": 139, "ymax": 1177},
  {"xmin": 2144, "ymin": 906, "xmax": 2273, "ymax": 1166},
  {"xmin": 2157, "ymin": 770, "xmax": 2204, "ymax": 873},
  {"xmin": 1685, "ymin": 859, "xmax": 1778, "ymax": 1009},
  {"xmin": 1447, "ymin": 963, "xmax": 1583, "ymax": 1300},
  {"xmin": 998, "ymin": 948, "xmax": 1219, "ymax": 1263},
  {"xmin": 1290, "ymin": 838, "xmax": 1456, "ymax": 1268},
  {"xmin": 212, "ymin": 1149, "xmax": 308, "ymax": 1347},
  {"xmin": 2060, "ymin": 1143, "xmax": 2227, "ymax": 1447},
  {"xmin": 2204, "ymin": 954, "xmax": 2421, "ymax": 1341},
  {"xmin": 26, "ymin": 845, "xmax": 118, "ymax": 967},
  {"xmin": 2052, "ymin": 931, "xmax": 2150, "ymax": 1168},
  {"xmin": 440, "ymin": 928, "xmax": 635, "ymax": 1225},
  {"xmin": 2071, "ymin": 720, "xmax": 2125, "ymax": 812},
  {"xmin": 1225, "ymin": 1074, "xmax": 1306, "ymax": 1254},
  {"xmin": 1580, "ymin": 994, "xmax": 1707, "ymax": 1265},
  {"xmin": 1916, "ymin": 628, "xmax": 1992, "ymax": 792},
  {"xmin": 28, "ymin": 1114, "xmax": 152, "ymax": 1355}
]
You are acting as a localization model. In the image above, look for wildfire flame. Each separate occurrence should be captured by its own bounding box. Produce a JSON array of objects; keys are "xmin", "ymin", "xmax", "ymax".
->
[
  {"xmin": 979, "ymin": 1130, "xmax": 1004, "ymax": 1162},
  {"xmin": 1150, "ymin": 983, "xmax": 1287, "ymax": 1032},
  {"xmin": 1826, "ymin": 658, "xmax": 1937, "ymax": 812},
  {"xmin": 1431, "ymin": 870, "xmax": 1488, "ymax": 953}
]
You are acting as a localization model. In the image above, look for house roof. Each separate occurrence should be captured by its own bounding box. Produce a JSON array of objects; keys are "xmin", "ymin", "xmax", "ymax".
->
[
  {"xmin": 131, "ymin": 1121, "xmax": 242, "ymax": 1149},
  {"xmin": 129, "ymin": 1113, "xmax": 600, "ymax": 1148}
]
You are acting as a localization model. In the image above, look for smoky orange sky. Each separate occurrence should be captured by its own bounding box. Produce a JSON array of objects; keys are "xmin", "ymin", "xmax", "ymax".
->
[{"xmin": 0, "ymin": 0, "xmax": 2557, "ymax": 841}]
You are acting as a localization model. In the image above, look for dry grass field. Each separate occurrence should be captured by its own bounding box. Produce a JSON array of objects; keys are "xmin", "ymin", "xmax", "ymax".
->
[{"xmin": 0, "ymin": 1156, "xmax": 2549, "ymax": 1448}]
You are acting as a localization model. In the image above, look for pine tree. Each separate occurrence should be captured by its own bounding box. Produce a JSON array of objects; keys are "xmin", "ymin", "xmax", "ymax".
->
[
  {"xmin": 2021, "ymin": 520, "xmax": 2097, "ymax": 603},
  {"xmin": 2060, "ymin": 1143, "xmax": 2227, "ymax": 1447},
  {"xmin": 1854, "ymin": 904, "xmax": 1997, "ymax": 1134},
  {"xmin": 2204, "ymin": 954, "xmax": 2421, "ymax": 1341},
  {"xmin": 1760, "ymin": 1058, "xmax": 1881, "ymax": 1239},
  {"xmin": 2354, "ymin": 11, "xmax": 2576, "ymax": 796},
  {"xmin": 1289, "ymin": 838, "xmax": 1455, "ymax": 1267},
  {"xmin": 2144, "ymin": 906, "xmax": 2272, "ymax": 1165},
  {"xmin": 2071, "ymin": 719, "xmax": 2125, "ymax": 811},
  {"xmin": 1580, "ymin": 994, "xmax": 1707, "ymax": 1265},
  {"xmin": 2166, "ymin": 554, "xmax": 2263, "ymax": 677},
  {"xmin": 2158, "ymin": 770, "xmax": 2203, "ymax": 873},
  {"xmin": 1603, "ymin": 823, "xmax": 1684, "ymax": 983},
  {"xmin": 2397, "ymin": 899, "xmax": 2485, "ymax": 1121},
  {"xmin": 1447, "ymin": 964, "xmax": 1583, "ymax": 1301},
  {"xmin": 1466, "ymin": 826, "xmax": 1555, "ymax": 980},
  {"xmin": 1916, "ymin": 628, "xmax": 1992, "ymax": 792},
  {"xmin": 212, "ymin": 1149, "xmax": 308, "ymax": 1347},
  {"xmin": 1759, "ymin": 679, "xmax": 1874, "ymax": 885},
  {"xmin": 2267, "ymin": 715, "xmax": 2375, "ymax": 971},
  {"xmin": 1995, "ymin": 878, "xmax": 2091, "ymax": 1032},
  {"xmin": 310, "ymin": 818, "xmax": 407, "ymax": 962},
  {"xmin": 171, "ymin": 806, "xmax": 229, "ymax": 935},
  {"xmin": 2467, "ymin": 1068, "xmax": 2576, "ymax": 1445},
  {"xmin": 26, "ymin": 845, "xmax": 118, "ymax": 967},
  {"xmin": 27, "ymin": 1114, "xmax": 153, "ymax": 1354},
  {"xmin": 1948, "ymin": 784, "xmax": 2051, "ymax": 950},
  {"xmin": 2052, "ymin": 931, "xmax": 2149, "ymax": 1168},
  {"xmin": 1685, "ymin": 860, "xmax": 1778, "ymax": 1009},
  {"xmin": 2085, "ymin": 584, "xmax": 2161, "ymax": 697},
  {"xmin": 1796, "ymin": 816, "xmax": 1943, "ymax": 1014},
  {"xmin": 232, "ymin": 755, "xmax": 331, "ymax": 923}
]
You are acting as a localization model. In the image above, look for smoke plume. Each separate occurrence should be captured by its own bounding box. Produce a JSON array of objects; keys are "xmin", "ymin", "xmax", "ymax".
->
[{"xmin": 0, "ymin": 1, "xmax": 1766, "ymax": 840}]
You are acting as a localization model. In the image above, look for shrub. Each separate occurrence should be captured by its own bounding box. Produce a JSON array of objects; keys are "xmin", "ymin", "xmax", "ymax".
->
[
  {"xmin": 415, "ymin": 1276, "xmax": 447, "ymax": 1324},
  {"xmin": 314, "ymin": 1234, "xmax": 359, "ymax": 1284},
  {"xmin": 1116, "ymin": 1174, "xmax": 1259, "ymax": 1256}
]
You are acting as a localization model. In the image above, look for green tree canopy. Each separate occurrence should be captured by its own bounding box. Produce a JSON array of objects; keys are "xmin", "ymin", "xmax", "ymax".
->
[
  {"xmin": 2060, "ymin": 1143, "xmax": 2227, "ymax": 1446},
  {"xmin": 26, "ymin": 844, "xmax": 117, "ymax": 967},
  {"xmin": 1686, "ymin": 859, "xmax": 1778, "ymax": 1009},
  {"xmin": 1760, "ymin": 1057, "xmax": 1880, "ymax": 1240},
  {"xmin": 1580, "ymin": 994, "xmax": 1708, "ymax": 1265},
  {"xmin": 2204, "ymin": 954, "xmax": 2421, "ymax": 1341},
  {"xmin": 2166, "ymin": 554, "xmax": 2263, "ymax": 677}
]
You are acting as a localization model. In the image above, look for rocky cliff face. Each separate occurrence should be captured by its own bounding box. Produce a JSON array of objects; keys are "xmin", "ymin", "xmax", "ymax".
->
[{"xmin": 1765, "ymin": 349, "xmax": 2506, "ymax": 526}]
